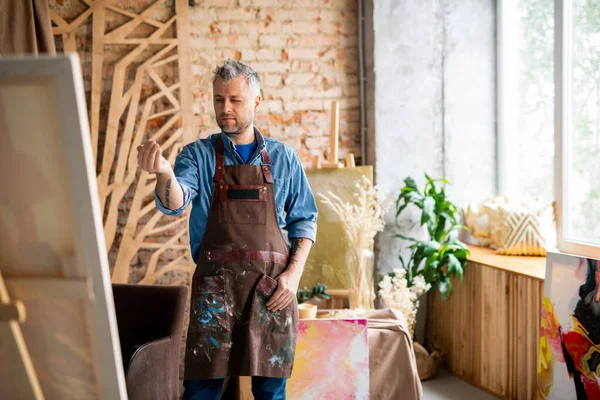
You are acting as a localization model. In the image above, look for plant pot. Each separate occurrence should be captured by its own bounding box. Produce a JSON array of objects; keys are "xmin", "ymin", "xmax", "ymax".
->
[{"xmin": 298, "ymin": 303, "xmax": 318, "ymax": 319}]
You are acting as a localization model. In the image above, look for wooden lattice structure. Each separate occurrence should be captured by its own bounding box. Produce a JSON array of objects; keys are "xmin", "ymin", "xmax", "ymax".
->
[{"xmin": 50, "ymin": 0, "xmax": 194, "ymax": 284}]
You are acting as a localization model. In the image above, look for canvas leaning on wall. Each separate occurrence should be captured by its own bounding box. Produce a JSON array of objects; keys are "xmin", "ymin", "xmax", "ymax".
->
[{"xmin": 539, "ymin": 252, "xmax": 600, "ymax": 399}]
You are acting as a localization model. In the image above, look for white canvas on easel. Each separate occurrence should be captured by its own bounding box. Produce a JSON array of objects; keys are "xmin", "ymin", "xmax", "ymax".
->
[{"xmin": 0, "ymin": 55, "xmax": 127, "ymax": 399}]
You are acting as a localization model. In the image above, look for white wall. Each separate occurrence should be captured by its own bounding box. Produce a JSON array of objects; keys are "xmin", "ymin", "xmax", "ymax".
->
[{"xmin": 365, "ymin": 0, "xmax": 497, "ymax": 340}]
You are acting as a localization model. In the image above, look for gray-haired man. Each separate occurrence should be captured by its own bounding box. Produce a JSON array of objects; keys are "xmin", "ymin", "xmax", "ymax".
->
[{"xmin": 137, "ymin": 59, "xmax": 318, "ymax": 399}]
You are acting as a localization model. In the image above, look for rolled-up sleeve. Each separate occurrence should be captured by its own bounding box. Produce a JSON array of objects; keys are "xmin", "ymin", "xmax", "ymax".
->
[
  {"xmin": 155, "ymin": 144, "xmax": 199, "ymax": 216},
  {"xmin": 284, "ymin": 151, "xmax": 318, "ymax": 243}
]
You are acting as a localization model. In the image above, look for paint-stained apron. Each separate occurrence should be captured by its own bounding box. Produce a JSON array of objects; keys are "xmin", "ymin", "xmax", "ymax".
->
[{"xmin": 183, "ymin": 136, "xmax": 298, "ymax": 380}]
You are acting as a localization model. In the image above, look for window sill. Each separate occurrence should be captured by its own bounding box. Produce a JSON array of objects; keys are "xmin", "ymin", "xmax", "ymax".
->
[{"xmin": 467, "ymin": 245, "xmax": 546, "ymax": 281}]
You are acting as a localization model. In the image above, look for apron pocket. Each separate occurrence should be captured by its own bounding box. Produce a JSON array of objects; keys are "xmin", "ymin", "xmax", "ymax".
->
[
  {"xmin": 191, "ymin": 275, "xmax": 232, "ymax": 336},
  {"xmin": 218, "ymin": 184, "xmax": 267, "ymax": 225},
  {"xmin": 250, "ymin": 275, "xmax": 297, "ymax": 334}
]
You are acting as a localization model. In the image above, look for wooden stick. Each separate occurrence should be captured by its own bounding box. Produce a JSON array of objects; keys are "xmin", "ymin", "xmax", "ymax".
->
[
  {"xmin": 311, "ymin": 155, "xmax": 321, "ymax": 169},
  {"xmin": 329, "ymin": 100, "xmax": 339, "ymax": 164},
  {"xmin": 345, "ymin": 153, "xmax": 355, "ymax": 168}
]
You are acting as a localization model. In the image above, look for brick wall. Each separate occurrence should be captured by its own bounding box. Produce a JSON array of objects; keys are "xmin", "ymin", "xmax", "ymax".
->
[{"xmin": 189, "ymin": 0, "xmax": 362, "ymax": 164}]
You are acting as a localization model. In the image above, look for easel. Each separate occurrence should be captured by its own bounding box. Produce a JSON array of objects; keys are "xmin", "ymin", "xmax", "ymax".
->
[
  {"xmin": 311, "ymin": 101, "xmax": 356, "ymax": 169},
  {"xmin": 0, "ymin": 258, "xmax": 95, "ymax": 400},
  {"xmin": 0, "ymin": 271, "xmax": 45, "ymax": 399}
]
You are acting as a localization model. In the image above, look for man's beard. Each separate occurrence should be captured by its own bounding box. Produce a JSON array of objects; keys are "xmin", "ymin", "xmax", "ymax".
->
[{"xmin": 218, "ymin": 115, "xmax": 253, "ymax": 135}]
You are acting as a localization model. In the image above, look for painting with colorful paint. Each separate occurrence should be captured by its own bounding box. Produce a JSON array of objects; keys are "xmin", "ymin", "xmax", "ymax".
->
[
  {"xmin": 287, "ymin": 318, "xmax": 369, "ymax": 399},
  {"xmin": 538, "ymin": 252, "xmax": 600, "ymax": 399}
]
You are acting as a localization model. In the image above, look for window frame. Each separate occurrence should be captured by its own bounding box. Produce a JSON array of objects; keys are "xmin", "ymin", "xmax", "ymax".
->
[
  {"xmin": 497, "ymin": 0, "xmax": 600, "ymax": 259},
  {"xmin": 554, "ymin": 0, "xmax": 600, "ymax": 259}
]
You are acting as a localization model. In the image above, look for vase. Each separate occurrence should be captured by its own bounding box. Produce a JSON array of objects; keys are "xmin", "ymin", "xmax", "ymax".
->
[{"xmin": 346, "ymin": 247, "xmax": 375, "ymax": 309}]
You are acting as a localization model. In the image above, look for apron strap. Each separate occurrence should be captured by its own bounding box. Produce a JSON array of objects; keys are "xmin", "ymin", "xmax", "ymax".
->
[
  {"xmin": 215, "ymin": 134, "xmax": 273, "ymax": 184},
  {"xmin": 260, "ymin": 146, "xmax": 274, "ymax": 184},
  {"xmin": 215, "ymin": 135, "xmax": 225, "ymax": 182}
]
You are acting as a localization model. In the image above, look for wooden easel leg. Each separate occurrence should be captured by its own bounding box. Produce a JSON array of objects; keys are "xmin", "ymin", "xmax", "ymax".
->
[{"xmin": 0, "ymin": 272, "xmax": 45, "ymax": 400}]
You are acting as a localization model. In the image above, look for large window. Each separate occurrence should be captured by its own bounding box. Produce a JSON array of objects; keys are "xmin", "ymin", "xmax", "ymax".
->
[{"xmin": 499, "ymin": 0, "xmax": 600, "ymax": 258}]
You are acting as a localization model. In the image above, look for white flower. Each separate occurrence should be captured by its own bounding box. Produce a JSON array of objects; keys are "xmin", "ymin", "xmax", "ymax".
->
[{"xmin": 378, "ymin": 270, "xmax": 431, "ymax": 337}]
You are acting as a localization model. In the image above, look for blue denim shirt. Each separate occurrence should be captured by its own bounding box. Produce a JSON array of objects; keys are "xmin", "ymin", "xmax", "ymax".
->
[{"xmin": 155, "ymin": 128, "xmax": 318, "ymax": 262}]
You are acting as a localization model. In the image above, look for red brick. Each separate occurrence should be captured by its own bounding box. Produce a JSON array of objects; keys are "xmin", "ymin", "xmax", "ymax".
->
[
  {"xmin": 190, "ymin": 20, "xmax": 212, "ymax": 34},
  {"xmin": 261, "ymin": 100, "xmax": 283, "ymax": 112},
  {"xmin": 263, "ymin": 73, "xmax": 283, "ymax": 87},
  {"xmin": 338, "ymin": 97, "xmax": 360, "ymax": 109},
  {"xmin": 284, "ymin": 98, "xmax": 326, "ymax": 111},
  {"xmin": 209, "ymin": 22, "xmax": 230, "ymax": 34},
  {"xmin": 292, "ymin": 21, "xmax": 320, "ymax": 34},
  {"xmin": 268, "ymin": 113, "xmax": 284, "ymax": 124},
  {"xmin": 275, "ymin": 86, "xmax": 294, "ymax": 100},
  {"xmin": 287, "ymin": 48, "xmax": 322, "ymax": 60},
  {"xmin": 258, "ymin": 8, "xmax": 320, "ymax": 21},
  {"xmin": 254, "ymin": 114, "xmax": 269, "ymax": 126},
  {"xmin": 340, "ymin": 20, "xmax": 359, "ymax": 34},
  {"xmin": 241, "ymin": 49, "xmax": 279, "ymax": 61},
  {"xmin": 214, "ymin": 35, "xmax": 255, "ymax": 48},
  {"xmin": 304, "ymin": 136, "xmax": 322, "ymax": 149},
  {"xmin": 252, "ymin": 61, "xmax": 289, "ymax": 73},
  {"xmin": 301, "ymin": 111, "xmax": 328, "ymax": 124},
  {"xmin": 280, "ymin": 111, "xmax": 296, "ymax": 124},
  {"xmin": 289, "ymin": 60, "xmax": 324, "ymax": 73},
  {"xmin": 240, "ymin": 0, "xmax": 294, "ymax": 6},
  {"xmin": 257, "ymin": 21, "xmax": 294, "ymax": 34},
  {"xmin": 299, "ymin": 35, "xmax": 338, "ymax": 47},
  {"xmin": 340, "ymin": 109, "xmax": 360, "ymax": 122},
  {"xmin": 259, "ymin": 35, "xmax": 297, "ymax": 48},
  {"xmin": 294, "ymin": 85, "xmax": 342, "ymax": 99},
  {"xmin": 339, "ymin": 34, "xmax": 359, "ymax": 47},
  {"xmin": 212, "ymin": 8, "xmax": 257, "ymax": 21},
  {"xmin": 203, "ymin": 0, "xmax": 237, "ymax": 6},
  {"xmin": 318, "ymin": 47, "xmax": 336, "ymax": 59},
  {"xmin": 343, "ymin": 84, "xmax": 360, "ymax": 97},
  {"xmin": 319, "ymin": 9, "xmax": 343, "ymax": 22},
  {"xmin": 282, "ymin": 73, "xmax": 317, "ymax": 86},
  {"xmin": 318, "ymin": 21, "xmax": 342, "ymax": 34},
  {"xmin": 293, "ymin": 111, "xmax": 303, "ymax": 123}
]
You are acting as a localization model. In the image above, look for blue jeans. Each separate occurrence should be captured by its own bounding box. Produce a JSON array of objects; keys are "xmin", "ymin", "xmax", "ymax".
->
[{"xmin": 182, "ymin": 377, "xmax": 287, "ymax": 400}]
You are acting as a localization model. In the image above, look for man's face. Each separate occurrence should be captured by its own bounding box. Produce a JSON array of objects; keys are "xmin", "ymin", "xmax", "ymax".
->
[{"xmin": 213, "ymin": 77, "xmax": 260, "ymax": 135}]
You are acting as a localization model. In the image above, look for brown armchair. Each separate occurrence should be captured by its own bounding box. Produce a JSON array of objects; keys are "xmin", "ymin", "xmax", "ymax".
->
[{"xmin": 112, "ymin": 283, "xmax": 187, "ymax": 400}]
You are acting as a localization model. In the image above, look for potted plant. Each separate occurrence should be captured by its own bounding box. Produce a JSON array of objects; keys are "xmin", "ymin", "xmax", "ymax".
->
[
  {"xmin": 394, "ymin": 174, "xmax": 470, "ymax": 300},
  {"xmin": 297, "ymin": 283, "xmax": 331, "ymax": 319},
  {"xmin": 380, "ymin": 173, "xmax": 470, "ymax": 380}
]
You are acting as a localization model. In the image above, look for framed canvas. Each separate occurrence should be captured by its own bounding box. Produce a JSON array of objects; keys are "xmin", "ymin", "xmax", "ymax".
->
[
  {"xmin": 287, "ymin": 318, "xmax": 370, "ymax": 399},
  {"xmin": 0, "ymin": 55, "xmax": 127, "ymax": 399},
  {"xmin": 301, "ymin": 166, "xmax": 374, "ymax": 290},
  {"xmin": 539, "ymin": 252, "xmax": 600, "ymax": 399}
]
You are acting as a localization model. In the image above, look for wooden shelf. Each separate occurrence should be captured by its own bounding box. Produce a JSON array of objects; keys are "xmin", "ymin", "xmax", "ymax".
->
[{"xmin": 467, "ymin": 245, "xmax": 547, "ymax": 281}]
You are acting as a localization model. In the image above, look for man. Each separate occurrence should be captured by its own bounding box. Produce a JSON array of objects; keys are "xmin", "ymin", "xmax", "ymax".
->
[{"xmin": 137, "ymin": 59, "xmax": 317, "ymax": 400}]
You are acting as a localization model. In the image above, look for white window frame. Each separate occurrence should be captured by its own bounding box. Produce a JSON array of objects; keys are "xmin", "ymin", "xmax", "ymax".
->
[
  {"xmin": 554, "ymin": 0, "xmax": 600, "ymax": 259},
  {"xmin": 496, "ymin": 0, "xmax": 520, "ymax": 199},
  {"xmin": 498, "ymin": 0, "xmax": 600, "ymax": 259}
]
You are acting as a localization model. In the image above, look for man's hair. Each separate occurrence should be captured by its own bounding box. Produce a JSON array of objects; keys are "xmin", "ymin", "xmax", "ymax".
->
[{"xmin": 213, "ymin": 59, "xmax": 261, "ymax": 97}]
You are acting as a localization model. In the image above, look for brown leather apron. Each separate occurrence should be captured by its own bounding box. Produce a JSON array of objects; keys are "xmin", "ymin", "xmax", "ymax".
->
[{"xmin": 183, "ymin": 136, "xmax": 298, "ymax": 380}]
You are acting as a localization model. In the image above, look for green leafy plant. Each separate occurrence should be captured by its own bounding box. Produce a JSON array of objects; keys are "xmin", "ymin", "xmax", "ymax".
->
[
  {"xmin": 297, "ymin": 283, "xmax": 331, "ymax": 304},
  {"xmin": 395, "ymin": 174, "xmax": 470, "ymax": 300}
]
